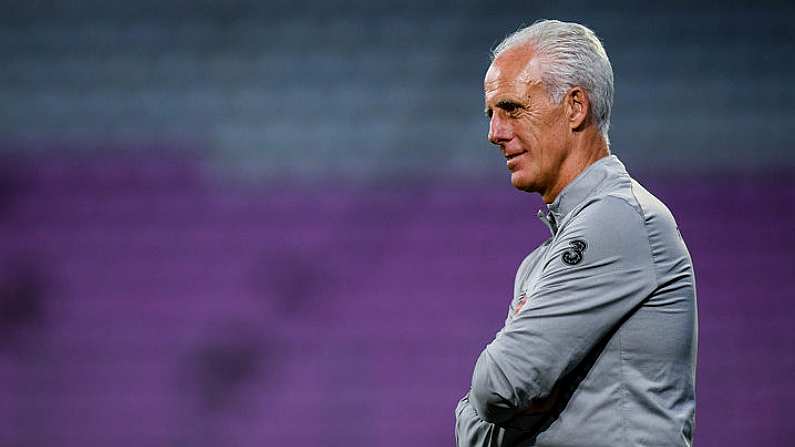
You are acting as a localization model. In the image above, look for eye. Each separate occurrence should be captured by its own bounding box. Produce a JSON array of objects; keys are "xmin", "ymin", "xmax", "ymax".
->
[
  {"xmin": 485, "ymin": 101, "xmax": 524, "ymax": 119},
  {"xmin": 496, "ymin": 100, "xmax": 524, "ymax": 116}
]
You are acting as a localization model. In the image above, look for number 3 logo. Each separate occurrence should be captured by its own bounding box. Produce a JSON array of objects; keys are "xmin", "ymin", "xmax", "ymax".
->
[{"xmin": 561, "ymin": 239, "xmax": 587, "ymax": 266}]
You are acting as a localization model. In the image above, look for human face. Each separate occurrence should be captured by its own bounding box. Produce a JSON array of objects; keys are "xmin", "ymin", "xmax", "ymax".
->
[{"xmin": 484, "ymin": 47, "xmax": 570, "ymax": 198}]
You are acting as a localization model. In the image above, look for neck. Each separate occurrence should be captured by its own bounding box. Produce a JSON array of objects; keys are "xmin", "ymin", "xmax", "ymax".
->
[{"xmin": 542, "ymin": 134, "xmax": 609, "ymax": 204}]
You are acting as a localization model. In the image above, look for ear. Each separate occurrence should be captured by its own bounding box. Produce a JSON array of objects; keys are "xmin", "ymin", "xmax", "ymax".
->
[{"xmin": 564, "ymin": 87, "xmax": 590, "ymax": 131}]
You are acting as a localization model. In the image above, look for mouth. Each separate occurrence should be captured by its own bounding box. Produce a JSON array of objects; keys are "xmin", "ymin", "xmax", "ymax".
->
[{"xmin": 505, "ymin": 151, "xmax": 526, "ymax": 170}]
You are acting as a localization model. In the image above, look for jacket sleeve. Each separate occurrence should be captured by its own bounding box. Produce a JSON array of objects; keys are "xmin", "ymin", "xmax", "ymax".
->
[
  {"xmin": 454, "ymin": 248, "xmax": 551, "ymax": 446},
  {"xmin": 469, "ymin": 196, "xmax": 658, "ymax": 426},
  {"xmin": 454, "ymin": 393, "xmax": 539, "ymax": 447}
]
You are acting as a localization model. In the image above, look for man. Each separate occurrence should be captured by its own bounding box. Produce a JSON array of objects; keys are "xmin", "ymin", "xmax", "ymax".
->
[{"xmin": 454, "ymin": 20, "xmax": 697, "ymax": 446}]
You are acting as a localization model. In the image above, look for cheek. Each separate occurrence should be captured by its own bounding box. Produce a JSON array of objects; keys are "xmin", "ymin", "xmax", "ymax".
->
[
  {"xmin": 544, "ymin": 109, "xmax": 569, "ymax": 141},
  {"xmin": 515, "ymin": 120, "xmax": 538, "ymax": 148},
  {"xmin": 537, "ymin": 118, "xmax": 566, "ymax": 153}
]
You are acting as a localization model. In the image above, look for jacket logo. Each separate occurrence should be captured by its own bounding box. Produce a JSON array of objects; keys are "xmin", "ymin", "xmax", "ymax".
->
[
  {"xmin": 513, "ymin": 292, "xmax": 528, "ymax": 316},
  {"xmin": 561, "ymin": 239, "xmax": 587, "ymax": 265}
]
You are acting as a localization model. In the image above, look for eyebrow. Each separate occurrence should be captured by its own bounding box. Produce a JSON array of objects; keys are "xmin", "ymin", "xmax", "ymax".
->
[{"xmin": 484, "ymin": 99, "xmax": 525, "ymax": 117}]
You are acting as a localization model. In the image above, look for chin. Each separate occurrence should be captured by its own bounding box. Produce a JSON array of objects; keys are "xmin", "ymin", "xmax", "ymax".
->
[{"xmin": 510, "ymin": 172, "xmax": 538, "ymax": 192}]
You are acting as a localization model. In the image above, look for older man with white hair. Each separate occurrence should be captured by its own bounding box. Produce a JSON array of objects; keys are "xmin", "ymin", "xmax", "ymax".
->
[{"xmin": 454, "ymin": 20, "xmax": 697, "ymax": 446}]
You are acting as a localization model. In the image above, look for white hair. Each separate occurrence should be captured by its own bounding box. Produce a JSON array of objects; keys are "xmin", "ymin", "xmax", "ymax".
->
[{"xmin": 492, "ymin": 20, "xmax": 614, "ymax": 144}]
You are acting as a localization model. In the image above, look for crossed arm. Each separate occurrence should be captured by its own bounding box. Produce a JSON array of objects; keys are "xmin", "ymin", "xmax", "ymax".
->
[{"xmin": 455, "ymin": 197, "xmax": 657, "ymax": 446}]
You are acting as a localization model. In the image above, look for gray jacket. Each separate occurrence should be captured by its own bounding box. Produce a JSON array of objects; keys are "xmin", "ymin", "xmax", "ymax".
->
[{"xmin": 455, "ymin": 155, "xmax": 697, "ymax": 447}]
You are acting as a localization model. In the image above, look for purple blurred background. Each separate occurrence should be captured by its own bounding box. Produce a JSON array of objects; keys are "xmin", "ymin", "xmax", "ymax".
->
[{"xmin": 1, "ymin": 1, "xmax": 794, "ymax": 445}]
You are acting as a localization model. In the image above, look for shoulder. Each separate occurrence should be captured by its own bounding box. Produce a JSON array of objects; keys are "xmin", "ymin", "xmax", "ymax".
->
[
  {"xmin": 551, "ymin": 193, "xmax": 653, "ymax": 272},
  {"xmin": 565, "ymin": 193, "xmax": 647, "ymax": 242},
  {"xmin": 559, "ymin": 169, "xmax": 659, "ymax": 243}
]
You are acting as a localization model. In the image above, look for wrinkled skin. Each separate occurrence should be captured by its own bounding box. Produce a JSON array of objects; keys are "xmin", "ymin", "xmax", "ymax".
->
[{"xmin": 484, "ymin": 45, "xmax": 608, "ymax": 203}]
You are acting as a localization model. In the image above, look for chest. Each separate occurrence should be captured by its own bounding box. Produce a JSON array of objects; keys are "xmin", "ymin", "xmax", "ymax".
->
[{"xmin": 511, "ymin": 240, "xmax": 554, "ymax": 309}]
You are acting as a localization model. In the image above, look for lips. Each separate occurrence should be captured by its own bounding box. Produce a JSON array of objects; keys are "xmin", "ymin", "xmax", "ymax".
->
[{"xmin": 505, "ymin": 151, "xmax": 525, "ymax": 171}]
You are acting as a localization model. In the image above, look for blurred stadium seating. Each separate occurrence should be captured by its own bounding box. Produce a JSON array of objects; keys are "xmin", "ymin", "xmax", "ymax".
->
[{"xmin": 0, "ymin": 1, "xmax": 793, "ymax": 445}]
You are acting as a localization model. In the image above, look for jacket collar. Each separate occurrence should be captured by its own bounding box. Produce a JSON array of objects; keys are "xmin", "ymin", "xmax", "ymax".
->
[{"xmin": 538, "ymin": 154, "xmax": 625, "ymax": 235}]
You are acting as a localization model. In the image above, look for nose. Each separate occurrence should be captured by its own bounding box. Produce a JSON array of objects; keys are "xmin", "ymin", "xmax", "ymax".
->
[{"xmin": 488, "ymin": 114, "xmax": 511, "ymax": 146}]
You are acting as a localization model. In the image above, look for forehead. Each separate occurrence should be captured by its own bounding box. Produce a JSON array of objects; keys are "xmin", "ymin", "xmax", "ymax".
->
[{"xmin": 484, "ymin": 46, "xmax": 543, "ymax": 100}]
